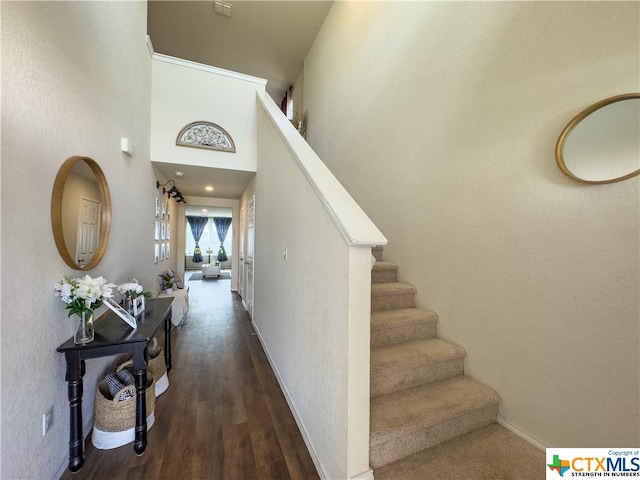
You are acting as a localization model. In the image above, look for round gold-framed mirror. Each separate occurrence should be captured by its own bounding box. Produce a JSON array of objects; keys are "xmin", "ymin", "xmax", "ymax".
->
[
  {"xmin": 555, "ymin": 93, "xmax": 640, "ymax": 185},
  {"xmin": 51, "ymin": 156, "xmax": 112, "ymax": 270}
]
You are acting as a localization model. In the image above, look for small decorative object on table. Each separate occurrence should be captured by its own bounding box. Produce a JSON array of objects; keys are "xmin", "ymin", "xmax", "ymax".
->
[
  {"xmin": 104, "ymin": 298, "xmax": 137, "ymax": 329},
  {"xmin": 117, "ymin": 279, "xmax": 143, "ymax": 315},
  {"xmin": 133, "ymin": 296, "xmax": 145, "ymax": 316},
  {"xmin": 54, "ymin": 275, "xmax": 116, "ymax": 344}
]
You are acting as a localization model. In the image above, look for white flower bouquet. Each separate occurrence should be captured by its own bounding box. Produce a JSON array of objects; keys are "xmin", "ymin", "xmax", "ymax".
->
[
  {"xmin": 117, "ymin": 279, "xmax": 145, "ymax": 314},
  {"xmin": 54, "ymin": 275, "xmax": 116, "ymax": 316},
  {"xmin": 117, "ymin": 279, "xmax": 144, "ymax": 298}
]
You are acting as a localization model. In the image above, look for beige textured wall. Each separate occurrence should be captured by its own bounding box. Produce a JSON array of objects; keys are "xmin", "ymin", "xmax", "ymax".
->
[
  {"xmin": 1, "ymin": 2, "xmax": 160, "ymax": 477},
  {"xmin": 303, "ymin": 1, "xmax": 639, "ymax": 448},
  {"xmin": 150, "ymin": 58, "xmax": 261, "ymax": 172},
  {"xmin": 252, "ymin": 98, "xmax": 377, "ymax": 479}
]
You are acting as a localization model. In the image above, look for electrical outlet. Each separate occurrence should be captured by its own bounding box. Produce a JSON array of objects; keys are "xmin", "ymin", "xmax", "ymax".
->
[{"xmin": 42, "ymin": 406, "xmax": 53, "ymax": 436}]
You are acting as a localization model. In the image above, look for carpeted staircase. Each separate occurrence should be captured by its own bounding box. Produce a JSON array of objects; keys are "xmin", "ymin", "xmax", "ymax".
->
[{"xmin": 369, "ymin": 248, "xmax": 501, "ymax": 470}]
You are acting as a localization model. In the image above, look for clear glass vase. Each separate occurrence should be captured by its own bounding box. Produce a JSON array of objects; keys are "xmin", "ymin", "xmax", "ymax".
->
[
  {"xmin": 74, "ymin": 310, "xmax": 94, "ymax": 344},
  {"xmin": 123, "ymin": 293, "xmax": 133, "ymax": 314}
]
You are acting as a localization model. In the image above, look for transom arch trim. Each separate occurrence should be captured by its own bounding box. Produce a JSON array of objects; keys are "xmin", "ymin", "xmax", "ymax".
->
[{"xmin": 176, "ymin": 121, "xmax": 236, "ymax": 153}]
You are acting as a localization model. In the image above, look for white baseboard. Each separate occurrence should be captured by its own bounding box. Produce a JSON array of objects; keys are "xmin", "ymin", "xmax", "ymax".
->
[
  {"xmin": 53, "ymin": 420, "xmax": 94, "ymax": 480},
  {"xmin": 251, "ymin": 321, "xmax": 329, "ymax": 479},
  {"xmin": 497, "ymin": 415, "xmax": 547, "ymax": 451},
  {"xmin": 53, "ymin": 456, "xmax": 68, "ymax": 480},
  {"xmin": 351, "ymin": 468, "xmax": 375, "ymax": 480},
  {"xmin": 252, "ymin": 322, "xmax": 376, "ymax": 480}
]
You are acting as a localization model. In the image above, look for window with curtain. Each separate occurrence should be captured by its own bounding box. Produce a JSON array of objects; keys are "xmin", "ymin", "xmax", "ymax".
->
[
  {"xmin": 185, "ymin": 219, "xmax": 232, "ymax": 258},
  {"xmin": 186, "ymin": 216, "xmax": 208, "ymax": 263},
  {"xmin": 213, "ymin": 217, "xmax": 232, "ymax": 262}
]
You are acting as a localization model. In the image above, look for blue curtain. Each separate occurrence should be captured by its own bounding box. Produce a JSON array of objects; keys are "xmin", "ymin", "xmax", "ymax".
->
[
  {"xmin": 186, "ymin": 216, "xmax": 208, "ymax": 263},
  {"xmin": 214, "ymin": 217, "xmax": 232, "ymax": 262}
]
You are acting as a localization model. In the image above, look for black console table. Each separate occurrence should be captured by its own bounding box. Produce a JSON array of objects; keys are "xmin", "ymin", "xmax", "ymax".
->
[{"xmin": 57, "ymin": 296, "xmax": 174, "ymax": 472}]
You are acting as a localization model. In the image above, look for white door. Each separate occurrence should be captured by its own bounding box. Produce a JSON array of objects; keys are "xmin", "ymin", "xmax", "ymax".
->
[
  {"xmin": 76, "ymin": 197, "xmax": 100, "ymax": 267},
  {"xmin": 246, "ymin": 195, "xmax": 255, "ymax": 319},
  {"xmin": 238, "ymin": 205, "xmax": 245, "ymax": 301}
]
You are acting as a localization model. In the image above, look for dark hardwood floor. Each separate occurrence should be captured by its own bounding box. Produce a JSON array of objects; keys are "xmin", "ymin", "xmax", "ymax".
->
[{"xmin": 61, "ymin": 273, "xmax": 319, "ymax": 480}]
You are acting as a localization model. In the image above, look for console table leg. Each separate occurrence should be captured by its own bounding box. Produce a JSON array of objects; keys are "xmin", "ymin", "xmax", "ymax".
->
[
  {"xmin": 65, "ymin": 354, "xmax": 84, "ymax": 472},
  {"xmin": 68, "ymin": 378, "xmax": 84, "ymax": 471},
  {"xmin": 164, "ymin": 314, "xmax": 172, "ymax": 372},
  {"xmin": 133, "ymin": 349, "xmax": 147, "ymax": 456}
]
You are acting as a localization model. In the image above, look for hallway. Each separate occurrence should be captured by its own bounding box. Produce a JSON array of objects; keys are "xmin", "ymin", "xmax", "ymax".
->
[{"xmin": 61, "ymin": 274, "xmax": 319, "ymax": 480}]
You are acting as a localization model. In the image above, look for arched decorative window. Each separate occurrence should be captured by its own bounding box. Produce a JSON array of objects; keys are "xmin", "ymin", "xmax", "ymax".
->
[{"xmin": 176, "ymin": 121, "xmax": 236, "ymax": 153}]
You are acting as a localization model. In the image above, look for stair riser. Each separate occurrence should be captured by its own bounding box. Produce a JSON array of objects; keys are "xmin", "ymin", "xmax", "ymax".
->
[
  {"xmin": 371, "ymin": 359, "xmax": 464, "ymax": 397},
  {"xmin": 372, "ymin": 293, "xmax": 415, "ymax": 312},
  {"xmin": 371, "ymin": 322, "xmax": 437, "ymax": 348},
  {"xmin": 372, "ymin": 269, "xmax": 398, "ymax": 284},
  {"xmin": 370, "ymin": 403, "xmax": 499, "ymax": 469}
]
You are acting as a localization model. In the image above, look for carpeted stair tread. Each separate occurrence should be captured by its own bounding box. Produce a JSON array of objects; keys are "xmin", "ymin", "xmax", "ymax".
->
[
  {"xmin": 371, "ymin": 308, "xmax": 438, "ymax": 347},
  {"xmin": 372, "ymin": 261, "xmax": 398, "ymax": 272},
  {"xmin": 371, "ymin": 338, "xmax": 466, "ymax": 396},
  {"xmin": 371, "ymin": 308, "xmax": 437, "ymax": 332},
  {"xmin": 371, "ymin": 283, "xmax": 417, "ymax": 311},
  {"xmin": 373, "ymin": 423, "xmax": 545, "ymax": 480},
  {"xmin": 371, "ymin": 282, "xmax": 416, "ymax": 296},
  {"xmin": 372, "ymin": 338, "xmax": 465, "ymax": 376},
  {"xmin": 372, "ymin": 262, "xmax": 399, "ymax": 283},
  {"xmin": 370, "ymin": 375, "xmax": 500, "ymax": 448}
]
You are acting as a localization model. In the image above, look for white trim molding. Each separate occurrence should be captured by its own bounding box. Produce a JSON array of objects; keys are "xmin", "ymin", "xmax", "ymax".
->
[
  {"xmin": 256, "ymin": 91, "xmax": 387, "ymax": 248},
  {"xmin": 497, "ymin": 415, "xmax": 547, "ymax": 452},
  {"xmin": 351, "ymin": 468, "xmax": 375, "ymax": 480},
  {"xmin": 146, "ymin": 35, "xmax": 268, "ymax": 87}
]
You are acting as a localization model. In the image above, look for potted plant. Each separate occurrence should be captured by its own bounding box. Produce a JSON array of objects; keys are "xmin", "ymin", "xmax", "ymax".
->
[{"xmin": 160, "ymin": 271, "xmax": 175, "ymax": 294}]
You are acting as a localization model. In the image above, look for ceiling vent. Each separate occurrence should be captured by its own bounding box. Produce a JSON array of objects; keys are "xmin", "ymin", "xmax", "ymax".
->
[{"xmin": 214, "ymin": 1, "xmax": 231, "ymax": 17}]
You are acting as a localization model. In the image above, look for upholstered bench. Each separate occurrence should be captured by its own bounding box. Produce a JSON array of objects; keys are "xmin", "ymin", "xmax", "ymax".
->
[{"xmin": 202, "ymin": 263, "xmax": 221, "ymax": 278}]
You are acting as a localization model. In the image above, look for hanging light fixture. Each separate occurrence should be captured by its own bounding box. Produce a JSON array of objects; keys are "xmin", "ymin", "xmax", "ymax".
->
[{"xmin": 156, "ymin": 180, "xmax": 187, "ymax": 203}]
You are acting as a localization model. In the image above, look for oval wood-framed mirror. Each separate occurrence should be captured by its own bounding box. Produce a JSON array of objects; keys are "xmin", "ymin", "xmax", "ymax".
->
[
  {"xmin": 555, "ymin": 93, "xmax": 640, "ymax": 184},
  {"xmin": 51, "ymin": 156, "xmax": 112, "ymax": 270}
]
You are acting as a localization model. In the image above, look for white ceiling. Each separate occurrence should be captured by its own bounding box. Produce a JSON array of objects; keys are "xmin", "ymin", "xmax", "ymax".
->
[
  {"xmin": 147, "ymin": 0, "xmax": 332, "ymax": 100},
  {"xmin": 147, "ymin": 1, "xmax": 332, "ymax": 201},
  {"xmin": 153, "ymin": 162, "xmax": 256, "ymax": 199},
  {"xmin": 184, "ymin": 204, "xmax": 232, "ymax": 217}
]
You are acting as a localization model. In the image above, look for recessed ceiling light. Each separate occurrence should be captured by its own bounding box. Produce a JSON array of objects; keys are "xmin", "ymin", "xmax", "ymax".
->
[
  {"xmin": 174, "ymin": 171, "xmax": 184, "ymax": 178},
  {"xmin": 205, "ymin": 186, "xmax": 214, "ymax": 191},
  {"xmin": 202, "ymin": 208, "xmax": 208, "ymax": 212}
]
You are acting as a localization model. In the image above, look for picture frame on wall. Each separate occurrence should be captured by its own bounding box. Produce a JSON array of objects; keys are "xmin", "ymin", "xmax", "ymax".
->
[
  {"xmin": 161, "ymin": 202, "xmax": 166, "ymax": 219},
  {"xmin": 161, "ymin": 243, "xmax": 166, "ymax": 260},
  {"xmin": 166, "ymin": 224, "xmax": 171, "ymax": 240},
  {"xmin": 155, "ymin": 197, "xmax": 160, "ymax": 217},
  {"xmin": 155, "ymin": 221, "xmax": 160, "ymax": 240},
  {"xmin": 166, "ymin": 243, "xmax": 171, "ymax": 259},
  {"xmin": 161, "ymin": 223, "xmax": 166, "ymax": 240},
  {"xmin": 154, "ymin": 244, "xmax": 159, "ymax": 263},
  {"xmin": 167, "ymin": 204, "xmax": 170, "ymax": 221}
]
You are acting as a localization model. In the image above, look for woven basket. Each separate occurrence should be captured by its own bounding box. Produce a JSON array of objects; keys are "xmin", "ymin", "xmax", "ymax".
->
[
  {"xmin": 94, "ymin": 370, "xmax": 155, "ymax": 433},
  {"xmin": 147, "ymin": 337, "xmax": 167, "ymax": 390},
  {"xmin": 115, "ymin": 337, "xmax": 168, "ymax": 396}
]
